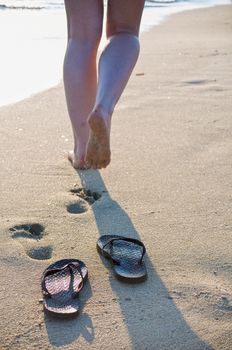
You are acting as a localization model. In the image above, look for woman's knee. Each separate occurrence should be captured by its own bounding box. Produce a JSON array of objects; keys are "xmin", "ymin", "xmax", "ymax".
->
[
  {"xmin": 68, "ymin": 22, "xmax": 103, "ymax": 50},
  {"xmin": 65, "ymin": 0, "xmax": 103, "ymax": 49},
  {"xmin": 106, "ymin": 0, "xmax": 144, "ymax": 38}
]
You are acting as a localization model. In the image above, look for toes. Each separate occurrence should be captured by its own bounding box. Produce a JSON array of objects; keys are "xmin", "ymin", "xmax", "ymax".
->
[
  {"xmin": 68, "ymin": 150, "xmax": 90, "ymax": 170},
  {"xmin": 73, "ymin": 157, "xmax": 83, "ymax": 169},
  {"xmin": 78, "ymin": 158, "xmax": 86, "ymax": 169},
  {"xmin": 83, "ymin": 162, "xmax": 91, "ymax": 170}
]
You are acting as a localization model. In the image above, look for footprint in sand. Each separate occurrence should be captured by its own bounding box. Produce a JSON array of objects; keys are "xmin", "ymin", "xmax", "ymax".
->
[
  {"xmin": 9, "ymin": 223, "xmax": 53, "ymax": 260},
  {"xmin": 10, "ymin": 223, "xmax": 44, "ymax": 240},
  {"xmin": 26, "ymin": 246, "xmax": 52, "ymax": 260},
  {"xmin": 66, "ymin": 186, "xmax": 102, "ymax": 214}
]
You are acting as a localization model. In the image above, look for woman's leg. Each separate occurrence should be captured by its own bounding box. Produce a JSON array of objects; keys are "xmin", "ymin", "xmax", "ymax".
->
[
  {"xmin": 86, "ymin": 0, "xmax": 145, "ymax": 169},
  {"xmin": 63, "ymin": 0, "xmax": 103, "ymax": 169}
]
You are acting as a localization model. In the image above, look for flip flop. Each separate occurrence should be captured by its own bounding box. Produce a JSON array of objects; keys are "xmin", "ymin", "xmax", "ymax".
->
[
  {"xmin": 41, "ymin": 259, "xmax": 88, "ymax": 317},
  {"xmin": 97, "ymin": 235, "xmax": 147, "ymax": 282}
]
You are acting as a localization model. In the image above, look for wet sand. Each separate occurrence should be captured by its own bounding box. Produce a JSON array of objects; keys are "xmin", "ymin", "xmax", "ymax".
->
[{"xmin": 0, "ymin": 5, "xmax": 232, "ymax": 350}]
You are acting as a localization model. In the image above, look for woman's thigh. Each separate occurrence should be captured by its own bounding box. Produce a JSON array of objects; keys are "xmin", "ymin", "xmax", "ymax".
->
[
  {"xmin": 64, "ymin": 0, "xmax": 104, "ymax": 42},
  {"xmin": 107, "ymin": 0, "xmax": 145, "ymax": 38}
]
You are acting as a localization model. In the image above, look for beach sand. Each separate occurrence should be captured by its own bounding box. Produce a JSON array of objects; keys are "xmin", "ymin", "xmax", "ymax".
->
[{"xmin": 0, "ymin": 5, "xmax": 232, "ymax": 350}]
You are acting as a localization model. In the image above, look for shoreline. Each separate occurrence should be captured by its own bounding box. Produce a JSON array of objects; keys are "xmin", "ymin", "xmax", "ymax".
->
[
  {"xmin": 0, "ymin": 1, "xmax": 231, "ymax": 108},
  {"xmin": 0, "ymin": 5, "xmax": 232, "ymax": 350}
]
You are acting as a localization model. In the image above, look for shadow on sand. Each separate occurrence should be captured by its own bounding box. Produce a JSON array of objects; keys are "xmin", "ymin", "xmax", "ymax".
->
[
  {"xmin": 76, "ymin": 170, "xmax": 213, "ymax": 350},
  {"xmin": 45, "ymin": 169, "xmax": 213, "ymax": 349},
  {"xmin": 45, "ymin": 279, "xmax": 94, "ymax": 347}
]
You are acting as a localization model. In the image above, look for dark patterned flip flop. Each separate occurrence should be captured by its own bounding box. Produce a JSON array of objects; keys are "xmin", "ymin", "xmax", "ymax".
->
[
  {"xmin": 97, "ymin": 235, "xmax": 147, "ymax": 282},
  {"xmin": 41, "ymin": 259, "xmax": 88, "ymax": 317}
]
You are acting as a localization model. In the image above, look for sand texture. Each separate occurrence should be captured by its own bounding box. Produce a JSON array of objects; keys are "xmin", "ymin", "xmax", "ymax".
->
[{"xmin": 0, "ymin": 5, "xmax": 232, "ymax": 350}]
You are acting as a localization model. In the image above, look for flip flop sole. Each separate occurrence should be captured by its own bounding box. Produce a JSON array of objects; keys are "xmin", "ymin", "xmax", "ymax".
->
[
  {"xmin": 42, "ymin": 259, "xmax": 88, "ymax": 317},
  {"xmin": 97, "ymin": 235, "xmax": 147, "ymax": 283}
]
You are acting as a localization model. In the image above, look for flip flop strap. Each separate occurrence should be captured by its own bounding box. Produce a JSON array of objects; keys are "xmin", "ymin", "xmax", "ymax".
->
[
  {"xmin": 102, "ymin": 237, "xmax": 146, "ymax": 264},
  {"xmin": 42, "ymin": 262, "xmax": 84, "ymax": 298}
]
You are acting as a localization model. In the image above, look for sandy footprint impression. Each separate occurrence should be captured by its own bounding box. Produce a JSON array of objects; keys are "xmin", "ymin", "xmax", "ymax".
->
[
  {"xmin": 9, "ymin": 223, "xmax": 53, "ymax": 260},
  {"xmin": 9, "ymin": 188, "xmax": 102, "ymax": 259},
  {"xmin": 66, "ymin": 186, "xmax": 102, "ymax": 214}
]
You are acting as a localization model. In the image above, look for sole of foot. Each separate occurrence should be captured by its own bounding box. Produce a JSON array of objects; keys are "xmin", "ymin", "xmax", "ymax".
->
[{"xmin": 86, "ymin": 111, "xmax": 111, "ymax": 169}]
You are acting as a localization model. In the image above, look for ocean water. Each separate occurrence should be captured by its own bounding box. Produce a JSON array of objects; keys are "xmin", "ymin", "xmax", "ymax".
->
[{"xmin": 0, "ymin": 0, "xmax": 231, "ymax": 106}]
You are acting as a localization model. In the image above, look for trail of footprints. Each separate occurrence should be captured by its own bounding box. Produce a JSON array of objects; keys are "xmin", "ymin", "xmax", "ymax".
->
[{"xmin": 9, "ymin": 187, "xmax": 101, "ymax": 260}]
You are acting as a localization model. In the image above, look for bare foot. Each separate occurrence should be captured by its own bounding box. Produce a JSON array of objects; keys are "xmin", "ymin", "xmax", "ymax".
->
[
  {"xmin": 86, "ymin": 109, "xmax": 111, "ymax": 169},
  {"xmin": 68, "ymin": 150, "xmax": 89, "ymax": 170}
]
